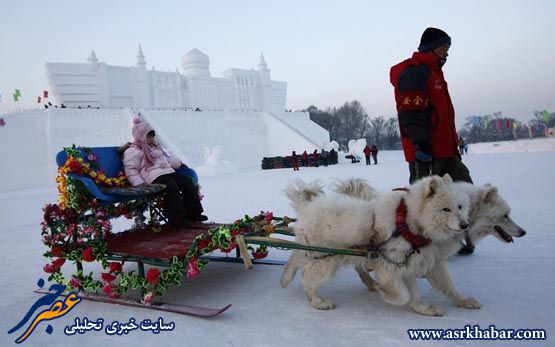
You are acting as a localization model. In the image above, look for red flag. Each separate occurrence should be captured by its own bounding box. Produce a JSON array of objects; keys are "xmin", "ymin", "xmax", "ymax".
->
[
  {"xmin": 43, "ymin": 90, "xmax": 49, "ymax": 98},
  {"xmin": 37, "ymin": 96, "xmax": 41, "ymax": 103}
]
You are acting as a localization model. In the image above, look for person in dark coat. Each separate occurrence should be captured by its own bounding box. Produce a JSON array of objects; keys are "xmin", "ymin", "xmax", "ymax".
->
[
  {"xmin": 363, "ymin": 145, "xmax": 372, "ymax": 165},
  {"xmin": 371, "ymin": 144, "xmax": 379, "ymax": 164},
  {"xmin": 390, "ymin": 27, "xmax": 474, "ymax": 254},
  {"xmin": 320, "ymin": 149, "xmax": 329, "ymax": 167},
  {"xmin": 312, "ymin": 150, "xmax": 319, "ymax": 167},
  {"xmin": 329, "ymin": 148, "xmax": 337, "ymax": 164},
  {"xmin": 458, "ymin": 137, "xmax": 465, "ymax": 155}
]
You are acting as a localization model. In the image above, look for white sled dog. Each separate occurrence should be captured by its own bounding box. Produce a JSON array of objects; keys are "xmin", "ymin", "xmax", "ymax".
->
[
  {"xmin": 332, "ymin": 178, "xmax": 526, "ymax": 314},
  {"xmin": 333, "ymin": 178, "xmax": 527, "ymax": 250},
  {"xmin": 281, "ymin": 175, "xmax": 473, "ymax": 316}
]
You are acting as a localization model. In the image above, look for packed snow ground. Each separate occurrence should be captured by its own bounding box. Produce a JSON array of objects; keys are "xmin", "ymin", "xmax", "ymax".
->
[{"xmin": 1, "ymin": 140, "xmax": 554, "ymax": 347}]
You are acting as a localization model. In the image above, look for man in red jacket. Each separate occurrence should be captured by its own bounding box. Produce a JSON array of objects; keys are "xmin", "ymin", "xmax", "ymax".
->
[{"xmin": 391, "ymin": 27, "xmax": 474, "ymax": 254}]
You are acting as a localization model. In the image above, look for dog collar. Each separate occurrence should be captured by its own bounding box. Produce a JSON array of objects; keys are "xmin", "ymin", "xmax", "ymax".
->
[{"xmin": 393, "ymin": 198, "xmax": 432, "ymax": 249}]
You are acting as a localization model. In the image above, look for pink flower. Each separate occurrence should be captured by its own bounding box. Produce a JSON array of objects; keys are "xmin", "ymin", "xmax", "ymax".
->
[
  {"xmin": 146, "ymin": 268, "xmax": 161, "ymax": 284},
  {"xmin": 186, "ymin": 258, "xmax": 201, "ymax": 278},
  {"xmin": 264, "ymin": 211, "xmax": 273, "ymax": 223},
  {"xmin": 143, "ymin": 292, "xmax": 155, "ymax": 304},
  {"xmin": 87, "ymin": 152, "xmax": 97, "ymax": 162},
  {"xmin": 69, "ymin": 278, "xmax": 80, "ymax": 288}
]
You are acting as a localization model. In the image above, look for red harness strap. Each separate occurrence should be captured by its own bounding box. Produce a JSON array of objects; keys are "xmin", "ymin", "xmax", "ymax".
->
[{"xmin": 393, "ymin": 198, "xmax": 431, "ymax": 249}]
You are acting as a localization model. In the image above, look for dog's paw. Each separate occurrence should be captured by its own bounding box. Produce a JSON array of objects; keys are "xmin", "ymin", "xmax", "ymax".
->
[
  {"xmin": 412, "ymin": 304, "xmax": 444, "ymax": 316},
  {"xmin": 311, "ymin": 298, "xmax": 336, "ymax": 310},
  {"xmin": 457, "ymin": 296, "xmax": 481, "ymax": 309}
]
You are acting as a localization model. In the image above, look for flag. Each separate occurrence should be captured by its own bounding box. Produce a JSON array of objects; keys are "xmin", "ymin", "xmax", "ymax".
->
[
  {"xmin": 13, "ymin": 93, "xmax": 19, "ymax": 102},
  {"xmin": 37, "ymin": 96, "xmax": 42, "ymax": 103},
  {"xmin": 0, "ymin": 118, "xmax": 5, "ymax": 127},
  {"xmin": 505, "ymin": 119, "xmax": 510, "ymax": 129},
  {"xmin": 14, "ymin": 89, "xmax": 21, "ymax": 97},
  {"xmin": 543, "ymin": 110, "xmax": 549, "ymax": 122},
  {"xmin": 43, "ymin": 90, "xmax": 49, "ymax": 98}
]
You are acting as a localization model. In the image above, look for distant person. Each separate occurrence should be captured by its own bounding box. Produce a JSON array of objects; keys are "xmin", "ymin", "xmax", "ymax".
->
[
  {"xmin": 312, "ymin": 150, "xmax": 319, "ymax": 167},
  {"xmin": 320, "ymin": 149, "xmax": 329, "ymax": 167},
  {"xmin": 390, "ymin": 27, "xmax": 474, "ymax": 254},
  {"xmin": 371, "ymin": 144, "xmax": 379, "ymax": 164},
  {"xmin": 464, "ymin": 143, "xmax": 468, "ymax": 154},
  {"xmin": 122, "ymin": 117, "xmax": 207, "ymax": 228},
  {"xmin": 329, "ymin": 148, "xmax": 337, "ymax": 164},
  {"xmin": 291, "ymin": 151, "xmax": 299, "ymax": 171},
  {"xmin": 302, "ymin": 150, "xmax": 308, "ymax": 166},
  {"xmin": 44, "ymin": 104, "xmax": 49, "ymax": 109},
  {"xmin": 458, "ymin": 137, "xmax": 465, "ymax": 155},
  {"xmin": 61, "ymin": 104, "xmax": 66, "ymax": 108},
  {"xmin": 363, "ymin": 145, "xmax": 372, "ymax": 165}
]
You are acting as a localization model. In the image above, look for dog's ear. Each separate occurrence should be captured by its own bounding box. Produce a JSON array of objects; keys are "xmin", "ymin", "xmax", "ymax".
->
[
  {"xmin": 425, "ymin": 176, "xmax": 441, "ymax": 198},
  {"xmin": 442, "ymin": 174, "xmax": 453, "ymax": 184},
  {"xmin": 482, "ymin": 186, "xmax": 498, "ymax": 203}
]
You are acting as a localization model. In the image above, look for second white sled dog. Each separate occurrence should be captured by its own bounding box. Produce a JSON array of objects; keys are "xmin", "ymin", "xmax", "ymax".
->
[
  {"xmin": 281, "ymin": 175, "xmax": 475, "ymax": 316},
  {"xmin": 332, "ymin": 177, "xmax": 526, "ymax": 314},
  {"xmin": 333, "ymin": 178, "xmax": 527, "ymax": 251}
]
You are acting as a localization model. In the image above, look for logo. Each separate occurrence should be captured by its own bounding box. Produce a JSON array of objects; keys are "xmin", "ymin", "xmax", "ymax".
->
[{"xmin": 7, "ymin": 279, "xmax": 81, "ymax": 344}]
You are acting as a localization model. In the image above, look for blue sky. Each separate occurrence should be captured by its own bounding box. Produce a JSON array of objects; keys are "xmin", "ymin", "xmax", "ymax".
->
[{"xmin": 1, "ymin": 0, "xmax": 553, "ymax": 128}]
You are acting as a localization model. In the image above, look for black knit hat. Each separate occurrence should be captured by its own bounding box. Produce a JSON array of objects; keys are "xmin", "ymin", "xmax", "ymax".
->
[{"xmin": 418, "ymin": 27, "xmax": 451, "ymax": 52}]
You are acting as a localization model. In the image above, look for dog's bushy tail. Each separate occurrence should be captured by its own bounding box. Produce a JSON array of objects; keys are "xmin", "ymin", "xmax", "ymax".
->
[
  {"xmin": 281, "ymin": 250, "xmax": 301, "ymax": 288},
  {"xmin": 285, "ymin": 179, "xmax": 325, "ymax": 213},
  {"xmin": 332, "ymin": 178, "xmax": 378, "ymax": 201}
]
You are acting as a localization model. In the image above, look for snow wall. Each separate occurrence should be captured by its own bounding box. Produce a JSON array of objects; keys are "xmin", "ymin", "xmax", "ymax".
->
[{"xmin": 0, "ymin": 108, "xmax": 329, "ymax": 192}]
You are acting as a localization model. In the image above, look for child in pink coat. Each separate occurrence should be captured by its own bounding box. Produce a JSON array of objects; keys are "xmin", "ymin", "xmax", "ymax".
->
[{"xmin": 123, "ymin": 117, "xmax": 206, "ymax": 227}]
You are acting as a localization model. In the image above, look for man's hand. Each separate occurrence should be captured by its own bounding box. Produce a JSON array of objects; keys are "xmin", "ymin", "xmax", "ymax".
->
[{"xmin": 415, "ymin": 149, "xmax": 432, "ymax": 179}]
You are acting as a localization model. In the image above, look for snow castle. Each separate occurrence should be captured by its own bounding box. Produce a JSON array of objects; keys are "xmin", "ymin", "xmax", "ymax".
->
[{"xmin": 1, "ymin": 47, "xmax": 329, "ymax": 191}]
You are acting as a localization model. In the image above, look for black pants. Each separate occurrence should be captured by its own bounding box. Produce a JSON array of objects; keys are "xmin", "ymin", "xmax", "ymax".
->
[
  {"xmin": 408, "ymin": 156, "xmax": 473, "ymax": 184},
  {"xmin": 153, "ymin": 172, "xmax": 204, "ymax": 224},
  {"xmin": 365, "ymin": 156, "xmax": 371, "ymax": 165},
  {"xmin": 372, "ymin": 154, "xmax": 378, "ymax": 165}
]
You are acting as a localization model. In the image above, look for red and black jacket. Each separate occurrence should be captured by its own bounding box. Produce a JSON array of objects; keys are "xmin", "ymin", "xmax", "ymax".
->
[{"xmin": 390, "ymin": 52, "xmax": 459, "ymax": 162}]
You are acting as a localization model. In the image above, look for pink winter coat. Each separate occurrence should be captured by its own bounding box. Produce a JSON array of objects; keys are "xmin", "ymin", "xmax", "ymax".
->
[
  {"xmin": 123, "ymin": 145, "xmax": 182, "ymax": 185},
  {"xmin": 123, "ymin": 117, "xmax": 182, "ymax": 185}
]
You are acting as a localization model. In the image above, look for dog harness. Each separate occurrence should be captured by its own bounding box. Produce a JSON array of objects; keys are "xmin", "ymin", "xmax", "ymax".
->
[
  {"xmin": 306, "ymin": 189, "xmax": 432, "ymax": 266},
  {"xmin": 365, "ymin": 188, "xmax": 432, "ymax": 266},
  {"xmin": 392, "ymin": 197, "xmax": 432, "ymax": 250}
]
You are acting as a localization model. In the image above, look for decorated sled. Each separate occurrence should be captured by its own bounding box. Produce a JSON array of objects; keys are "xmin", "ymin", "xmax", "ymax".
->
[
  {"xmin": 42, "ymin": 145, "xmax": 379, "ymax": 317},
  {"xmin": 42, "ymin": 146, "xmax": 302, "ymax": 317}
]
